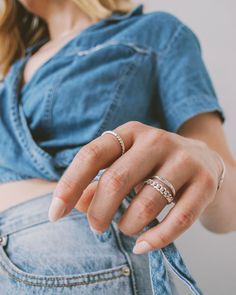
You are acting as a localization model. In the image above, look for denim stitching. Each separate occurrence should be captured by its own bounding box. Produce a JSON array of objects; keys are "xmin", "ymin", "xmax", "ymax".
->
[
  {"xmin": 64, "ymin": 41, "xmax": 152, "ymax": 57},
  {"xmin": 111, "ymin": 221, "xmax": 138, "ymax": 295},
  {"xmin": 9, "ymin": 62, "xmax": 58, "ymax": 179},
  {"xmin": 94, "ymin": 61, "xmax": 136, "ymax": 138},
  {"xmin": 0, "ymin": 256, "xmax": 127, "ymax": 280},
  {"xmin": 157, "ymin": 23, "xmax": 185, "ymax": 60},
  {"xmin": 41, "ymin": 87, "xmax": 54, "ymax": 134},
  {"xmin": 0, "ymin": 260, "xmax": 129, "ymax": 287}
]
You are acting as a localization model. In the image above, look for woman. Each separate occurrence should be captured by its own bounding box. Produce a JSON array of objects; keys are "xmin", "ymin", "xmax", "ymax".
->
[{"xmin": 0, "ymin": 0, "xmax": 235, "ymax": 294}]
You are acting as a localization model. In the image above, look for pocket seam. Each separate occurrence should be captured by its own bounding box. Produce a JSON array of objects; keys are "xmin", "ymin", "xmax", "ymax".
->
[{"xmin": 0, "ymin": 247, "xmax": 130, "ymax": 287}]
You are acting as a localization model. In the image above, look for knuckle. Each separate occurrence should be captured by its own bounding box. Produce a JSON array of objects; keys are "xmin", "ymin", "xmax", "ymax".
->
[
  {"xmin": 174, "ymin": 210, "xmax": 195, "ymax": 229},
  {"xmin": 157, "ymin": 231, "xmax": 170, "ymax": 246},
  {"xmin": 100, "ymin": 168, "xmax": 128, "ymax": 194},
  {"xmin": 148, "ymin": 129, "xmax": 172, "ymax": 147},
  {"xmin": 178, "ymin": 149, "xmax": 193, "ymax": 166},
  {"xmin": 78, "ymin": 143, "xmax": 101, "ymax": 164},
  {"xmin": 141, "ymin": 128, "xmax": 169, "ymax": 148},
  {"xmin": 58, "ymin": 174, "xmax": 75, "ymax": 196},
  {"xmin": 126, "ymin": 120, "xmax": 144, "ymax": 130},
  {"xmin": 133, "ymin": 197, "xmax": 157, "ymax": 220},
  {"xmin": 146, "ymin": 130, "xmax": 160, "ymax": 146}
]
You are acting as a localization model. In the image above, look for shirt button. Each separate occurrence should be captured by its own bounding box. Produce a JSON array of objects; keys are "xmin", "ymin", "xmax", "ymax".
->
[{"xmin": 121, "ymin": 265, "xmax": 131, "ymax": 276}]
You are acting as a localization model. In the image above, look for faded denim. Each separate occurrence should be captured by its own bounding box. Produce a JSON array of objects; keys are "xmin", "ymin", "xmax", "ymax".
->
[
  {"xmin": 0, "ymin": 190, "xmax": 203, "ymax": 295},
  {"xmin": 0, "ymin": 3, "xmax": 224, "ymax": 294}
]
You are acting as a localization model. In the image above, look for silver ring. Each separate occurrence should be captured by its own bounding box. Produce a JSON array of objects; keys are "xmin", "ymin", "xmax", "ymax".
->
[
  {"xmin": 144, "ymin": 178, "xmax": 174, "ymax": 204},
  {"xmin": 151, "ymin": 175, "xmax": 176, "ymax": 198},
  {"xmin": 215, "ymin": 153, "xmax": 226, "ymax": 191},
  {"xmin": 101, "ymin": 130, "xmax": 125, "ymax": 156}
]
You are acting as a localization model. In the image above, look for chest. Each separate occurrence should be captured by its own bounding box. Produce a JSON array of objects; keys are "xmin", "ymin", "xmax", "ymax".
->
[
  {"xmin": 23, "ymin": 36, "xmax": 77, "ymax": 86},
  {"xmin": 19, "ymin": 40, "xmax": 160, "ymax": 150}
]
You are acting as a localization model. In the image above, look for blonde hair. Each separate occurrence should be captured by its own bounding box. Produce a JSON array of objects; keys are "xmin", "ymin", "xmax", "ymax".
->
[{"xmin": 0, "ymin": 0, "xmax": 134, "ymax": 76}]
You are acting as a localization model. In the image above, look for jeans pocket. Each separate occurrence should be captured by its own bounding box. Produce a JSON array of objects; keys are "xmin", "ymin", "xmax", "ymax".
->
[{"xmin": 0, "ymin": 212, "xmax": 132, "ymax": 289}]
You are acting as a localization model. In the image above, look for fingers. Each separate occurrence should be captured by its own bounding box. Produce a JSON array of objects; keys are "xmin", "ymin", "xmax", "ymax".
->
[
  {"xmin": 48, "ymin": 124, "xmax": 134, "ymax": 222},
  {"xmin": 86, "ymin": 141, "xmax": 162, "ymax": 233},
  {"xmin": 118, "ymin": 155, "xmax": 195, "ymax": 236},
  {"xmin": 74, "ymin": 181, "xmax": 98, "ymax": 213},
  {"xmin": 132, "ymin": 178, "xmax": 214, "ymax": 254}
]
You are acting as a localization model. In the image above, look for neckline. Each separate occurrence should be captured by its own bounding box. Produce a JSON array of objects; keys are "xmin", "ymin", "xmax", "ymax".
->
[
  {"xmin": 19, "ymin": 4, "xmax": 144, "ymax": 95},
  {"xmin": 20, "ymin": 17, "xmax": 108, "ymax": 95}
]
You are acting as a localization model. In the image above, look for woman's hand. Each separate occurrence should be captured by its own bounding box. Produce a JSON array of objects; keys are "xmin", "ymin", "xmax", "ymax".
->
[{"xmin": 48, "ymin": 120, "xmax": 223, "ymax": 254}]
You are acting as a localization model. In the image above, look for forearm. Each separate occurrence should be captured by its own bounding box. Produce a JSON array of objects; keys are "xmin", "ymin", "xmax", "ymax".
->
[
  {"xmin": 177, "ymin": 112, "xmax": 236, "ymax": 233},
  {"xmin": 199, "ymin": 163, "xmax": 236, "ymax": 233}
]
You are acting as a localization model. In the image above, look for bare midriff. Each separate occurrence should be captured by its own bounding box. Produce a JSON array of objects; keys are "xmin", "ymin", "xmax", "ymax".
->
[{"xmin": 0, "ymin": 179, "xmax": 58, "ymax": 212}]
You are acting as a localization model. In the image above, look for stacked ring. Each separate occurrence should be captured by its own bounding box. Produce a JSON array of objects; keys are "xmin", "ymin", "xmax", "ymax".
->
[
  {"xmin": 152, "ymin": 175, "xmax": 176, "ymax": 198},
  {"xmin": 144, "ymin": 176, "xmax": 176, "ymax": 204}
]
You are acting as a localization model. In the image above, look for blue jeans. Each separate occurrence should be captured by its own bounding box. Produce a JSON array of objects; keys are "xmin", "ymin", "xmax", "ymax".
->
[{"xmin": 0, "ymin": 192, "xmax": 202, "ymax": 294}]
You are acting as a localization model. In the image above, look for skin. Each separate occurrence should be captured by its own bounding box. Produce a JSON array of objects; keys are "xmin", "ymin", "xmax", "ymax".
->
[
  {"xmin": 49, "ymin": 114, "xmax": 236, "ymax": 254},
  {"xmin": 7, "ymin": 1, "xmax": 236, "ymax": 255}
]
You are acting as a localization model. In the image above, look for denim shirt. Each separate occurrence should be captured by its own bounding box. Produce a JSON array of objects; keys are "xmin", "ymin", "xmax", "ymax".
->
[
  {"xmin": 0, "ymin": 4, "xmax": 224, "ymax": 183},
  {"xmin": 0, "ymin": 4, "xmax": 223, "ymax": 294}
]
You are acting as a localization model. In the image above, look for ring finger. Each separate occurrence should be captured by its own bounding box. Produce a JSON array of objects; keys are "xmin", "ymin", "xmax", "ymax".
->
[{"xmin": 117, "ymin": 156, "xmax": 195, "ymax": 236}]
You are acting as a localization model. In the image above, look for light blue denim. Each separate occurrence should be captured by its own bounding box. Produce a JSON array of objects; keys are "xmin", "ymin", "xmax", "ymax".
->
[
  {"xmin": 0, "ymin": 3, "xmax": 225, "ymax": 294},
  {"xmin": 0, "ymin": 193, "xmax": 153, "ymax": 295},
  {"xmin": 0, "ymin": 190, "xmax": 202, "ymax": 295}
]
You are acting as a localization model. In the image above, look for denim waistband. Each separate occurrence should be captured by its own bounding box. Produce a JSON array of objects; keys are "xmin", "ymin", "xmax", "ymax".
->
[{"xmin": 0, "ymin": 193, "xmax": 59, "ymax": 237}]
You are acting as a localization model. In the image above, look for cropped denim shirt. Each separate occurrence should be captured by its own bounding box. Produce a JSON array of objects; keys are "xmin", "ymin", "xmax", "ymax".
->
[
  {"xmin": 0, "ymin": 4, "xmax": 225, "ymax": 294},
  {"xmin": 0, "ymin": 4, "xmax": 224, "ymax": 184}
]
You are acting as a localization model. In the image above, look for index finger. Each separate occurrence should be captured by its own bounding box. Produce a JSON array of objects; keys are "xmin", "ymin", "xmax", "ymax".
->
[{"xmin": 48, "ymin": 126, "xmax": 133, "ymax": 221}]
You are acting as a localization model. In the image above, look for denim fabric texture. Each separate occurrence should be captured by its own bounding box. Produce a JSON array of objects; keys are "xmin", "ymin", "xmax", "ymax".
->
[
  {"xmin": 0, "ymin": 3, "xmax": 224, "ymax": 294},
  {"xmin": 0, "ymin": 4, "xmax": 224, "ymax": 184},
  {"xmin": 0, "ymin": 191, "xmax": 199, "ymax": 295},
  {"xmin": 0, "ymin": 193, "xmax": 153, "ymax": 295}
]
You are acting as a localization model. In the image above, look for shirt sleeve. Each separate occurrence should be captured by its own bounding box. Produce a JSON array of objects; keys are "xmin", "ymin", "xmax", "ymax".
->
[{"xmin": 156, "ymin": 23, "xmax": 225, "ymax": 133}]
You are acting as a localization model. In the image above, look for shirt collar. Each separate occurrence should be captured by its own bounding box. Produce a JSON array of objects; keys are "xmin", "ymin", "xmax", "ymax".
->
[
  {"xmin": 106, "ymin": 4, "xmax": 144, "ymax": 21},
  {"xmin": 25, "ymin": 4, "xmax": 144, "ymax": 55}
]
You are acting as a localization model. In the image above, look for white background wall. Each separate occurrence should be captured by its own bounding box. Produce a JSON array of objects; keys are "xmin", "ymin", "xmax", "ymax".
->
[{"xmin": 138, "ymin": 1, "xmax": 236, "ymax": 294}]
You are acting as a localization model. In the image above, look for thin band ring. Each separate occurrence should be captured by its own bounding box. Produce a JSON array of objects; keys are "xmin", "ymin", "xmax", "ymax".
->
[
  {"xmin": 215, "ymin": 152, "xmax": 226, "ymax": 191},
  {"xmin": 101, "ymin": 130, "xmax": 126, "ymax": 156},
  {"xmin": 144, "ymin": 178, "xmax": 175, "ymax": 204},
  {"xmin": 151, "ymin": 175, "xmax": 176, "ymax": 198}
]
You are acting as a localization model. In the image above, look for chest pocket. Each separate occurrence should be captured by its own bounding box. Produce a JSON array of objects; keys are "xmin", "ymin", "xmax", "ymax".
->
[{"xmin": 22, "ymin": 41, "xmax": 149, "ymax": 156}]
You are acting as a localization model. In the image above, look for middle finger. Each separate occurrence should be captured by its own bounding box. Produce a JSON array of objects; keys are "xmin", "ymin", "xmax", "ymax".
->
[
  {"xmin": 86, "ymin": 141, "xmax": 166, "ymax": 233},
  {"xmin": 117, "ymin": 156, "xmax": 195, "ymax": 236}
]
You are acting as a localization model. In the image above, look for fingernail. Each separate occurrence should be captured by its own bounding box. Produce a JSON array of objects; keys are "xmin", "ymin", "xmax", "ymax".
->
[
  {"xmin": 89, "ymin": 224, "xmax": 103, "ymax": 235},
  {"xmin": 48, "ymin": 197, "xmax": 66, "ymax": 222},
  {"xmin": 133, "ymin": 241, "xmax": 153, "ymax": 254}
]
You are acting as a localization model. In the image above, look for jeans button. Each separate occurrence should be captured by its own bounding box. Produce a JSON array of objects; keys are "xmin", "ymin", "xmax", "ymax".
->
[
  {"xmin": 121, "ymin": 265, "xmax": 131, "ymax": 276},
  {"xmin": 0, "ymin": 236, "xmax": 7, "ymax": 246}
]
